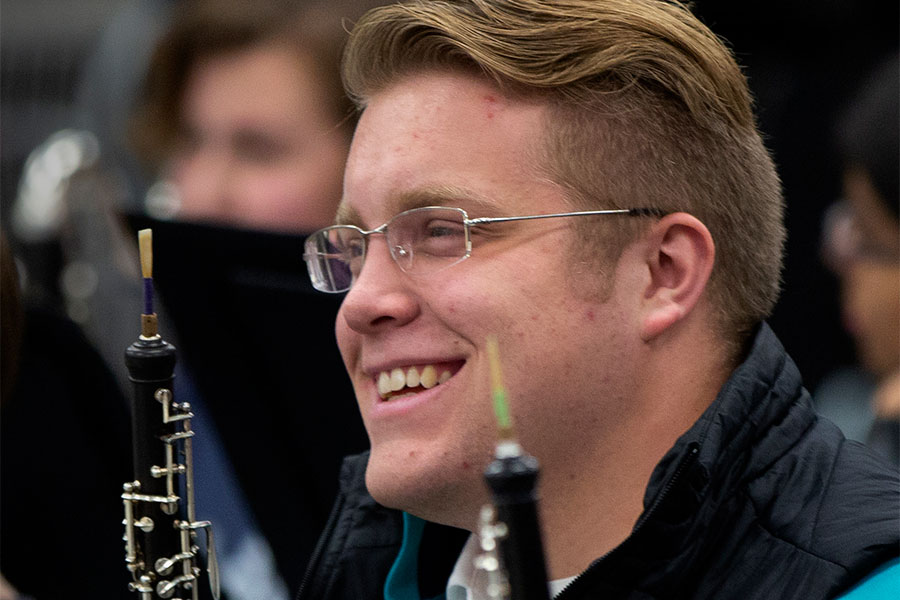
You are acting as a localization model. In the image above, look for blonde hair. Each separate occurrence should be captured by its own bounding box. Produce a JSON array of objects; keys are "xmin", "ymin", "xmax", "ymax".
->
[{"xmin": 343, "ymin": 0, "xmax": 785, "ymax": 350}]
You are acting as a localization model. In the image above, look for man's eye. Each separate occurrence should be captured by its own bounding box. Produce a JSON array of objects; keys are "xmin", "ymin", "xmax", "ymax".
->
[
  {"xmin": 424, "ymin": 220, "xmax": 465, "ymax": 238},
  {"xmin": 414, "ymin": 220, "xmax": 466, "ymax": 258}
]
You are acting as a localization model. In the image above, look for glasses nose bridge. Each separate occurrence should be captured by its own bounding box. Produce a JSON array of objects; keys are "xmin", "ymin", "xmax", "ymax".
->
[
  {"xmin": 365, "ymin": 218, "xmax": 419, "ymax": 274},
  {"xmin": 340, "ymin": 221, "xmax": 380, "ymax": 263},
  {"xmin": 353, "ymin": 221, "xmax": 410, "ymax": 283}
]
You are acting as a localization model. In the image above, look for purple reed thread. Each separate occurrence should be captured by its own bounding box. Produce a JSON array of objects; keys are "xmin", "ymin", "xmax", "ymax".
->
[{"xmin": 143, "ymin": 278, "xmax": 154, "ymax": 315}]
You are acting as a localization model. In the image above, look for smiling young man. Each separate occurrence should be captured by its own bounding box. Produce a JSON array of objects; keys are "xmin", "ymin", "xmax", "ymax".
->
[{"xmin": 296, "ymin": 1, "xmax": 899, "ymax": 599}]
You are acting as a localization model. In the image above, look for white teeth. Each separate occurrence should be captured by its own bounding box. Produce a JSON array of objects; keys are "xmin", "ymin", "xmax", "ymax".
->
[
  {"xmin": 377, "ymin": 372, "xmax": 392, "ymax": 397},
  {"xmin": 406, "ymin": 367, "xmax": 420, "ymax": 387},
  {"xmin": 390, "ymin": 368, "xmax": 406, "ymax": 391},
  {"xmin": 376, "ymin": 364, "xmax": 455, "ymax": 399},
  {"xmin": 420, "ymin": 365, "xmax": 437, "ymax": 389}
]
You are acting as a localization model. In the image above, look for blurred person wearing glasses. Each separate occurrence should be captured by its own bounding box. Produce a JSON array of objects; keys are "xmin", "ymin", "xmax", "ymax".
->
[
  {"xmin": 818, "ymin": 52, "xmax": 899, "ymax": 468},
  {"xmin": 294, "ymin": 1, "xmax": 899, "ymax": 599}
]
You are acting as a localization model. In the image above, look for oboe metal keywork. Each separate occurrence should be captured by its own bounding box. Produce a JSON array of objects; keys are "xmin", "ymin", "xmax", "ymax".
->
[
  {"xmin": 122, "ymin": 229, "xmax": 220, "ymax": 600},
  {"xmin": 474, "ymin": 504, "xmax": 511, "ymax": 600}
]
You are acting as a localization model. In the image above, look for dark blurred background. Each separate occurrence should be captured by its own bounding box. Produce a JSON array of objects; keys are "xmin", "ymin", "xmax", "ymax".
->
[
  {"xmin": 2, "ymin": 0, "xmax": 129, "ymax": 214},
  {"xmin": 1, "ymin": 0, "xmax": 898, "ymax": 401}
]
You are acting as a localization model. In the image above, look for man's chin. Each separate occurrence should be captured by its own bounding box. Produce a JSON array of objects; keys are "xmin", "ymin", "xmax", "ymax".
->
[
  {"xmin": 364, "ymin": 448, "xmax": 419, "ymax": 508},
  {"xmin": 364, "ymin": 452, "xmax": 485, "ymax": 530},
  {"xmin": 364, "ymin": 452, "xmax": 437, "ymax": 511},
  {"xmin": 364, "ymin": 465, "xmax": 405, "ymax": 510}
]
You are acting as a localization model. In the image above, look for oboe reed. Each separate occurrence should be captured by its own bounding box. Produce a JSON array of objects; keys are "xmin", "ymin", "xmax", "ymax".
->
[
  {"xmin": 486, "ymin": 334, "xmax": 514, "ymax": 442},
  {"xmin": 137, "ymin": 228, "xmax": 158, "ymax": 338}
]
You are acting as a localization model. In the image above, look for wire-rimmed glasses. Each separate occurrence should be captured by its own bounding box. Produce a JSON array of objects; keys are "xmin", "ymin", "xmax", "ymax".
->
[{"xmin": 303, "ymin": 205, "xmax": 665, "ymax": 293}]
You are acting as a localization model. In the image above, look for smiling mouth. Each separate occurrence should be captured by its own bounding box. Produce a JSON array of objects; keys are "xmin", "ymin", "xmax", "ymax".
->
[{"xmin": 376, "ymin": 362, "xmax": 464, "ymax": 400}]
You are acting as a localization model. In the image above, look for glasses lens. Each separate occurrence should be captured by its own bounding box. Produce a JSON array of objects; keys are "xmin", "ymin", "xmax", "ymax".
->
[
  {"xmin": 387, "ymin": 207, "xmax": 469, "ymax": 274},
  {"xmin": 821, "ymin": 201, "xmax": 899, "ymax": 270},
  {"xmin": 304, "ymin": 227, "xmax": 364, "ymax": 292}
]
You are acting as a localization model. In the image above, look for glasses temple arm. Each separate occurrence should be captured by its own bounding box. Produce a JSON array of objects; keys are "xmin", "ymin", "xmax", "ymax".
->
[{"xmin": 467, "ymin": 207, "xmax": 664, "ymax": 226}]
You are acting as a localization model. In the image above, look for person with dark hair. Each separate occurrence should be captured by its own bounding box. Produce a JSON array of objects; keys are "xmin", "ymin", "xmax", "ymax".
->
[
  {"xmin": 818, "ymin": 52, "xmax": 900, "ymax": 467},
  {"xmin": 295, "ymin": 1, "xmax": 899, "ymax": 598}
]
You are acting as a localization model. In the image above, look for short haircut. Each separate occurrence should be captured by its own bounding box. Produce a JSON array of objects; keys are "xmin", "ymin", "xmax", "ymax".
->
[{"xmin": 342, "ymin": 0, "xmax": 785, "ymax": 351}]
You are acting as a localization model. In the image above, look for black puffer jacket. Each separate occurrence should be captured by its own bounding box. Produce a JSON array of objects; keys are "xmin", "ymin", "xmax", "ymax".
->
[{"xmin": 297, "ymin": 324, "xmax": 899, "ymax": 599}]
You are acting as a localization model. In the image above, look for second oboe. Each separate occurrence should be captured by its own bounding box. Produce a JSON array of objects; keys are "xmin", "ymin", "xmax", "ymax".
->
[{"xmin": 476, "ymin": 336, "xmax": 552, "ymax": 600}]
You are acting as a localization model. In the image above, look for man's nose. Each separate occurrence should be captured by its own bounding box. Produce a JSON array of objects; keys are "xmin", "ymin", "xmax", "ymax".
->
[{"xmin": 339, "ymin": 236, "xmax": 421, "ymax": 334}]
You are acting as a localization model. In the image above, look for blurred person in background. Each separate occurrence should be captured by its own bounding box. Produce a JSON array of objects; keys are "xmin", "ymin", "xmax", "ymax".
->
[
  {"xmin": 817, "ymin": 51, "xmax": 899, "ymax": 467},
  {"xmin": 4, "ymin": 0, "xmax": 379, "ymax": 597},
  {"xmin": 130, "ymin": 0, "xmax": 354, "ymax": 232},
  {"xmin": 122, "ymin": 0, "xmax": 380, "ymax": 596}
]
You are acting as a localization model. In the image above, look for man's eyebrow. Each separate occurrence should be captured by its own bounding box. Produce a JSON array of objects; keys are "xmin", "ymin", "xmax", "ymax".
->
[
  {"xmin": 336, "ymin": 186, "xmax": 501, "ymax": 228},
  {"xmin": 396, "ymin": 186, "xmax": 494, "ymax": 212}
]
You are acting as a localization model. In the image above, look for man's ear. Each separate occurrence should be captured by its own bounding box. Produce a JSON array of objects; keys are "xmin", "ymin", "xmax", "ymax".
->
[{"xmin": 639, "ymin": 212, "xmax": 715, "ymax": 341}]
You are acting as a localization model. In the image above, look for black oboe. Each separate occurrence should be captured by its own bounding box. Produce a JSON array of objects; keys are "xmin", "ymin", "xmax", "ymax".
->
[
  {"xmin": 121, "ymin": 229, "xmax": 219, "ymax": 600},
  {"xmin": 480, "ymin": 336, "xmax": 551, "ymax": 600}
]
